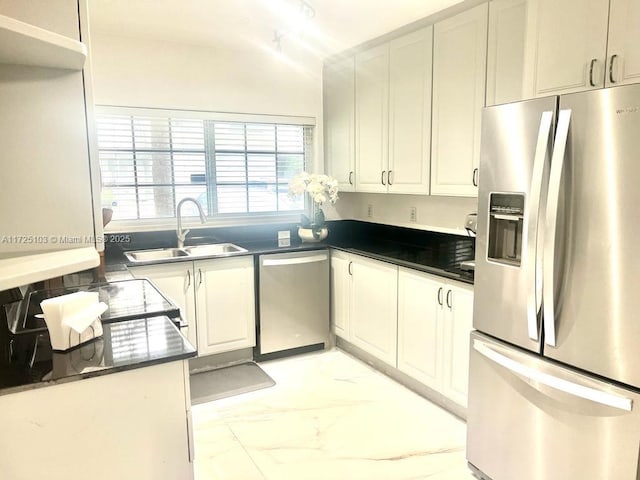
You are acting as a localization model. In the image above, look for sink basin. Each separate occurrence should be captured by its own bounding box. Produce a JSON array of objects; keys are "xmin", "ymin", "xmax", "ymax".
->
[
  {"xmin": 124, "ymin": 243, "xmax": 247, "ymax": 263},
  {"xmin": 125, "ymin": 248, "xmax": 188, "ymax": 262},
  {"xmin": 183, "ymin": 243, "xmax": 247, "ymax": 257}
]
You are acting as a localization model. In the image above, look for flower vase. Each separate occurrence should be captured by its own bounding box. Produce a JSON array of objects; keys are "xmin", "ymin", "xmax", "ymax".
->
[{"xmin": 297, "ymin": 226, "xmax": 328, "ymax": 243}]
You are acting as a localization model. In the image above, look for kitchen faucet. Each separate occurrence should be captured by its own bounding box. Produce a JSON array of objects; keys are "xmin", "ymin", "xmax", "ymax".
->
[{"xmin": 176, "ymin": 197, "xmax": 206, "ymax": 248}]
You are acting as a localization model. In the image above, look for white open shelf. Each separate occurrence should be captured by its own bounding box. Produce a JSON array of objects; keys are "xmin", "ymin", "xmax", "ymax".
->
[
  {"xmin": 0, "ymin": 247, "xmax": 99, "ymax": 291},
  {"xmin": 0, "ymin": 13, "xmax": 87, "ymax": 70}
]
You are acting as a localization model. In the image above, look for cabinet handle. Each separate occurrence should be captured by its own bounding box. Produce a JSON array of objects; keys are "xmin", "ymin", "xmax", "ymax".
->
[
  {"xmin": 437, "ymin": 287, "xmax": 443, "ymax": 306},
  {"xmin": 609, "ymin": 54, "xmax": 618, "ymax": 84},
  {"xmin": 446, "ymin": 289, "xmax": 452, "ymax": 310},
  {"xmin": 185, "ymin": 270, "xmax": 191, "ymax": 290},
  {"xmin": 589, "ymin": 58, "xmax": 598, "ymax": 87},
  {"xmin": 472, "ymin": 168, "xmax": 479, "ymax": 187},
  {"xmin": 197, "ymin": 268, "xmax": 203, "ymax": 289},
  {"xmin": 381, "ymin": 171, "xmax": 387, "ymax": 186},
  {"xmin": 348, "ymin": 171, "xmax": 354, "ymax": 185},
  {"xmin": 388, "ymin": 170, "xmax": 393, "ymax": 185},
  {"xmin": 348, "ymin": 261, "xmax": 353, "ymax": 276}
]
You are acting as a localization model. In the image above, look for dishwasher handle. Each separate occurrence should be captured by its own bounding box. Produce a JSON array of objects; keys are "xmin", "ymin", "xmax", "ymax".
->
[{"xmin": 262, "ymin": 252, "xmax": 328, "ymax": 267}]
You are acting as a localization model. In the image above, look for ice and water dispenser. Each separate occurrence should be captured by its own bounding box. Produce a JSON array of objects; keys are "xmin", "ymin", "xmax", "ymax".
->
[{"xmin": 487, "ymin": 193, "xmax": 524, "ymax": 267}]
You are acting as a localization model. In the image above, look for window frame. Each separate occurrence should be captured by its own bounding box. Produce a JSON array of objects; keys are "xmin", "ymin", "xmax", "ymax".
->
[{"xmin": 96, "ymin": 106, "xmax": 316, "ymax": 232}]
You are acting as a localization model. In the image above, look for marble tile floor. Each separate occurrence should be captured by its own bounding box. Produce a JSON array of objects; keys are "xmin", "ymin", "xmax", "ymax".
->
[{"xmin": 192, "ymin": 349, "xmax": 475, "ymax": 480}]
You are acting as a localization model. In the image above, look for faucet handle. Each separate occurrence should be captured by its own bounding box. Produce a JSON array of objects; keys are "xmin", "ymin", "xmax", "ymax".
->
[{"xmin": 178, "ymin": 229, "xmax": 190, "ymax": 242}]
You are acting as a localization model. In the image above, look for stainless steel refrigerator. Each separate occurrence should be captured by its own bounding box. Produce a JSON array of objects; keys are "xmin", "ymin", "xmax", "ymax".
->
[{"xmin": 467, "ymin": 84, "xmax": 640, "ymax": 480}]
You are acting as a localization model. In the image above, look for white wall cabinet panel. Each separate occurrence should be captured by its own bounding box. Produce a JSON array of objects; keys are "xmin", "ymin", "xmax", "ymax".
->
[
  {"xmin": 606, "ymin": 0, "xmax": 640, "ymax": 87},
  {"xmin": 330, "ymin": 249, "xmax": 351, "ymax": 339},
  {"xmin": 431, "ymin": 3, "xmax": 487, "ymax": 197},
  {"xmin": 195, "ymin": 256, "xmax": 256, "ymax": 357},
  {"xmin": 441, "ymin": 282, "xmax": 474, "ymax": 408},
  {"xmin": 355, "ymin": 43, "xmax": 389, "ymax": 193},
  {"xmin": 324, "ymin": 57, "xmax": 355, "ymax": 191},
  {"xmin": 486, "ymin": 0, "xmax": 528, "ymax": 106},
  {"xmin": 128, "ymin": 262, "xmax": 197, "ymax": 348},
  {"xmin": 0, "ymin": 1, "xmax": 96, "ymax": 256},
  {"xmin": 397, "ymin": 268, "xmax": 442, "ymax": 390},
  {"xmin": 388, "ymin": 27, "xmax": 433, "ymax": 195},
  {"xmin": 350, "ymin": 255, "xmax": 398, "ymax": 366},
  {"xmin": 524, "ymin": 0, "xmax": 609, "ymax": 97}
]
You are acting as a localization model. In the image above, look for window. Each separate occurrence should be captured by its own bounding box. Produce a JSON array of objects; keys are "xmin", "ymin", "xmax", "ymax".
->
[{"xmin": 96, "ymin": 109, "xmax": 311, "ymax": 221}]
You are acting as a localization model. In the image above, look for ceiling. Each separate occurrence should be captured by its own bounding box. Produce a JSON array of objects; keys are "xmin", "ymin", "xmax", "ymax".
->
[{"xmin": 88, "ymin": 0, "xmax": 463, "ymax": 59}]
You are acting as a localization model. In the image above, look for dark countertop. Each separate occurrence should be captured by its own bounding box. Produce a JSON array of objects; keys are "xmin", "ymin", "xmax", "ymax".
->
[
  {"xmin": 105, "ymin": 220, "xmax": 474, "ymax": 284},
  {"xmin": 0, "ymin": 278, "xmax": 196, "ymax": 396},
  {"xmin": 0, "ymin": 315, "xmax": 196, "ymax": 396}
]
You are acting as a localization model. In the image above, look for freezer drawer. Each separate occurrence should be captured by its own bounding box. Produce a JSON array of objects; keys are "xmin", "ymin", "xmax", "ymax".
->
[{"xmin": 467, "ymin": 331, "xmax": 640, "ymax": 480}]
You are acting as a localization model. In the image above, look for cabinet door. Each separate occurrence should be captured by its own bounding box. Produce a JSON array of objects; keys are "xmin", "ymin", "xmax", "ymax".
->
[
  {"xmin": 524, "ymin": 0, "xmax": 609, "ymax": 96},
  {"xmin": 324, "ymin": 57, "xmax": 356, "ymax": 191},
  {"xmin": 606, "ymin": 0, "xmax": 640, "ymax": 87},
  {"xmin": 486, "ymin": 0, "xmax": 528, "ymax": 105},
  {"xmin": 388, "ymin": 27, "xmax": 432, "ymax": 194},
  {"xmin": 441, "ymin": 282, "xmax": 474, "ymax": 408},
  {"xmin": 128, "ymin": 262, "xmax": 197, "ymax": 349},
  {"xmin": 330, "ymin": 250, "xmax": 351, "ymax": 339},
  {"xmin": 194, "ymin": 256, "xmax": 256, "ymax": 356},
  {"xmin": 431, "ymin": 3, "xmax": 488, "ymax": 197},
  {"xmin": 355, "ymin": 43, "xmax": 389, "ymax": 193},
  {"xmin": 397, "ymin": 268, "xmax": 443, "ymax": 391},
  {"xmin": 350, "ymin": 256, "xmax": 398, "ymax": 366}
]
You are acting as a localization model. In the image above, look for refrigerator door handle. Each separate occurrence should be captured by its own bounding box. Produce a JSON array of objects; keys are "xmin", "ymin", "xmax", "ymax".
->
[
  {"xmin": 526, "ymin": 110, "xmax": 554, "ymax": 341},
  {"xmin": 543, "ymin": 109, "xmax": 571, "ymax": 347},
  {"xmin": 473, "ymin": 339, "xmax": 633, "ymax": 412}
]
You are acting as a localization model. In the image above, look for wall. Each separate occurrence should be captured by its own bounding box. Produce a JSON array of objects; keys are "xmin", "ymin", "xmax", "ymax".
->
[
  {"xmin": 89, "ymin": 33, "xmax": 323, "ymax": 119},
  {"xmin": 324, "ymin": 193, "xmax": 478, "ymax": 235},
  {"xmin": 89, "ymin": 31, "xmax": 477, "ymax": 234}
]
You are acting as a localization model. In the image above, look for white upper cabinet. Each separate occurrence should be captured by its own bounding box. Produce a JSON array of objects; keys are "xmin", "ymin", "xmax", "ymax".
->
[
  {"xmin": 388, "ymin": 27, "xmax": 433, "ymax": 195},
  {"xmin": 486, "ymin": 0, "xmax": 528, "ymax": 105},
  {"xmin": 355, "ymin": 43, "xmax": 389, "ymax": 193},
  {"xmin": 606, "ymin": 0, "xmax": 640, "ymax": 87},
  {"xmin": 524, "ymin": 0, "xmax": 609, "ymax": 97},
  {"xmin": 431, "ymin": 3, "xmax": 488, "ymax": 197},
  {"xmin": 324, "ymin": 57, "xmax": 355, "ymax": 191},
  {"xmin": 488, "ymin": 0, "xmax": 640, "ymax": 102}
]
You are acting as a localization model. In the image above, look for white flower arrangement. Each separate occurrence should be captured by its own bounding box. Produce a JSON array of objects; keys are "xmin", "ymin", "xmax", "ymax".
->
[{"xmin": 288, "ymin": 172, "xmax": 339, "ymax": 235}]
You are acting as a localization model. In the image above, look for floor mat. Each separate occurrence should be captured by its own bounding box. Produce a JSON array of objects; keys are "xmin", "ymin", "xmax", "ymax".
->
[{"xmin": 190, "ymin": 362, "xmax": 275, "ymax": 405}]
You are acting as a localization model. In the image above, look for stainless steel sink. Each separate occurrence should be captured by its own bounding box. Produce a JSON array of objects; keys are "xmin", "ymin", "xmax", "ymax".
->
[
  {"xmin": 124, "ymin": 248, "xmax": 188, "ymax": 262},
  {"xmin": 183, "ymin": 243, "xmax": 247, "ymax": 257},
  {"xmin": 124, "ymin": 243, "xmax": 247, "ymax": 263}
]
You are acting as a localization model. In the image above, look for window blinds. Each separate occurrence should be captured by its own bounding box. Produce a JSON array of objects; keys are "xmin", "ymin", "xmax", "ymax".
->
[{"xmin": 96, "ymin": 111, "xmax": 310, "ymax": 221}]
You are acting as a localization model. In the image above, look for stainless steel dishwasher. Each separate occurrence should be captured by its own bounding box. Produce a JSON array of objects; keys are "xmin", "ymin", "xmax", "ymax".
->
[{"xmin": 257, "ymin": 249, "xmax": 329, "ymax": 359}]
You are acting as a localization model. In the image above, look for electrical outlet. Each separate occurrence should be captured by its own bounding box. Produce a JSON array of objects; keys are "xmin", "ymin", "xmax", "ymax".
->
[
  {"xmin": 409, "ymin": 206, "xmax": 417, "ymax": 222},
  {"xmin": 367, "ymin": 204, "xmax": 374, "ymax": 218}
]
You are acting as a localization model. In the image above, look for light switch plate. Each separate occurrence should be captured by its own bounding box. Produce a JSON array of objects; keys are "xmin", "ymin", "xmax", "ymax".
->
[{"xmin": 278, "ymin": 230, "xmax": 291, "ymax": 247}]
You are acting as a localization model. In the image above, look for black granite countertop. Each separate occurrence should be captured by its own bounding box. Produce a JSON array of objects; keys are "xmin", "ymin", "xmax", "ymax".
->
[
  {"xmin": 0, "ymin": 278, "xmax": 196, "ymax": 396},
  {"xmin": 0, "ymin": 315, "xmax": 196, "ymax": 396},
  {"xmin": 104, "ymin": 220, "xmax": 474, "ymax": 284}
]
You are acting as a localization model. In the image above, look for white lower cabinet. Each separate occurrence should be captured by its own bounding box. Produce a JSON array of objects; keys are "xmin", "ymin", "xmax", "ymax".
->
[
  {"xmin": 330, "ymin": 250, "xmax": 398, "ymax": 366},
  {"xmin": 330, "ymin": 249, "xmax": 351, "ymax": 339},
  {"xmin": 128, "ymin": 262, "xmax": 197, "ymax": 347},
  {"xmin": 331, "ymin": 249, "xmax": 475, "ymax": 409},
  {"xmin": 350, "ymin": 255, "xmax": 398, "ymax": 367},
  {"xmin": 193, "ymin": 256, "xmax": 256, "ymax": 356},
  {"xmin": 397, "ymin": 267, "xmax": 474, "ymax": 408},
  {"xmin": 129, "ymin": 256, "xmax": 256, "ymax": 357}
]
